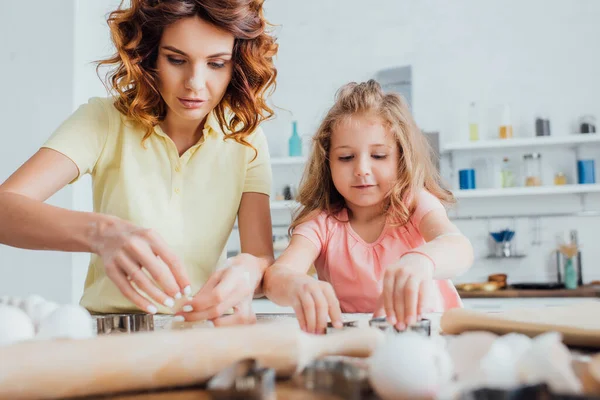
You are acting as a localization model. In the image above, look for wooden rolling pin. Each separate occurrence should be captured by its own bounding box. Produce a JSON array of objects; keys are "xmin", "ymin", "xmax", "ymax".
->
[
  {"xmin": 0, "ymin": 322, "xmax": 383, "ymax": 399},
  {"xmin": 441, "ymin": 300, "xmax": 600, "ymax": 348}
]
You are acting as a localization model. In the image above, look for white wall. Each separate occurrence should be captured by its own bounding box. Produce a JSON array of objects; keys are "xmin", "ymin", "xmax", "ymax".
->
[
  {"xmin": 257, "ymin": 0, "xmax": 600, "ymax": 284},
  {"xmin": 0, "ymin": 1, "xmax": 77, "ymax": 303}
]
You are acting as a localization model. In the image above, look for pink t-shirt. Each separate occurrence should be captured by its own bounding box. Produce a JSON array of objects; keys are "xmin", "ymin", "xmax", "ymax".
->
[{"xmin": 293, "ymin": 190, "xmax": 463, "ymax": 313}]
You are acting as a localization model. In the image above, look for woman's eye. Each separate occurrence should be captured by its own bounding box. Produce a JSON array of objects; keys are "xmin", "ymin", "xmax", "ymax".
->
[
  {"xmin": 209, "ymin": 62, "xmax": 226, "ymax": 69},
  {"xmin": 338, "ymin": 155, "xmax": 354, "ymax": 161},
  {"xmin": 167, "ymin": 56, "xmax": 185, "ymax": 65},
  {"xmin": 372, "ymin": 154, "xmax": 388, "ymax": 159}
]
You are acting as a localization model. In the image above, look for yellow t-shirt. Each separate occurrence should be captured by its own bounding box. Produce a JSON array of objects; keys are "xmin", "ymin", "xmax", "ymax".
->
[{"xmin": 42, "ymin": 97, "xmax": 272, "ymax": 313}]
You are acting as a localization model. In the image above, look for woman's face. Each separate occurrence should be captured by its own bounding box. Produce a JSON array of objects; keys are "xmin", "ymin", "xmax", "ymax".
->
[{"xmin": 156, "ymin": 16, "xmax": 234, "ymax": 124}]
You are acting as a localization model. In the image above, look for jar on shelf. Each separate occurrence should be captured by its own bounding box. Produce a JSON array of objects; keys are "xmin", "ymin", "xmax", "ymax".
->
[
  {"xmin": 554, "ymin": 172, "xmax": 567, "ymax": 186},
  {"xmin": 523, "ymin": 153, "xmax": 542, "ymax": 186}
]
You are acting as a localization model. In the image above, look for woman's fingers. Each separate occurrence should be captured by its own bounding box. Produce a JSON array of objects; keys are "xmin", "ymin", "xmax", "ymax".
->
[
  {"xmin": 125, "ymin": 235, "xmax": 180, "ymax": 299},
  {"xmin": 105, "ymin": 262, "xmax": 157, "ymax": 314},
  {"xmin": 115, "ymin": 252, "xmax": 174, "ymax": 308},
  {"xmin": 144, "ymin": 229, "xmax": 191, "ymax": 294},
  {"xmin": 310, "ymin": 289, "xmax": 329, "ymax": 334}
]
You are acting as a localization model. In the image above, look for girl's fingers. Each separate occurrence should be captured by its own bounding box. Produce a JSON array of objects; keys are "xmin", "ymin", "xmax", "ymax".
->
[{"xmin": 382, "ymin": 270, "xmax": 396, "ymax": 325}]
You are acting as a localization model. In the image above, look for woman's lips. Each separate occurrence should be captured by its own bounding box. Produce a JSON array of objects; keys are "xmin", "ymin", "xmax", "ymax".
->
[{"xmin": 178, "ymin": 97, "xmax": 206, "ymax": 109}]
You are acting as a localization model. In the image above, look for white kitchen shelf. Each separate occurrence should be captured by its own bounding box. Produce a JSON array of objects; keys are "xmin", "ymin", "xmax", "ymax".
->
[
  {"xmin": 270, "ymin": 200, "xmax": 299, "ymax": 210},
  {"xmin": 454, "ymin": 184, "xmax": 600, "ymax": 199},
  {"xmin": 270, "ymin": 156, "xmax": 307, "ymax": 165},
  {"xmin": 442, "ymin": 134, "xmax": 600, "ymax": 153}
]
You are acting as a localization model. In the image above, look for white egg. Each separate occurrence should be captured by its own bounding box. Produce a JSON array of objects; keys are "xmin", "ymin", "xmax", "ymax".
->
[
  {"xmin": 30, "ymin": 302, "xmax": 60, "ymax": 330},
  {"xmin": 517, "ymin": 332, "xmax": 582, "ymax": 394},
  {"xmin": 36, "ymin": 304, "xmax": 95, "ymax": 340},
  {"xmin": 445, "ymin": 331, "xmax": 498, "ymax": 381},
  {"xmin": 0, "ymin": 304, "xmax": 35, "ymax": 346},
  {"xmin": 368, "ymin": 332, "xmax": 453, "ymax": 400},
  {"xmin": 19, "ymin": 294, "xmax": 47, "ymax": 318}
]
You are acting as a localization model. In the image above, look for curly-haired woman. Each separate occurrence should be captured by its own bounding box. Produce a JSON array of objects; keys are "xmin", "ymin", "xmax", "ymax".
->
[{"xmin": 0, "ymin": 0, "xmax": 278, "ymax": 326}]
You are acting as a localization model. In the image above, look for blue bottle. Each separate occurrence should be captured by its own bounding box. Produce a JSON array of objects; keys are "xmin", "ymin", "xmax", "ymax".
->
[{"xmin": 289, "ymin": 121, "xmax": 302, "ymax": 157}]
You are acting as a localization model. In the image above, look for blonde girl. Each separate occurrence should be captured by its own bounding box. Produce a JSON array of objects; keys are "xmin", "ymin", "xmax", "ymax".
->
[{"xmin": 263, "ymin": 80, "xmax": 473, "ymax": 334}]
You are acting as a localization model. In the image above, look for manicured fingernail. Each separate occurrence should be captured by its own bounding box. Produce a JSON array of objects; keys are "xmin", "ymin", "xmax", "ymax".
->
[
  {"xmin": 147, "ymin": 305, "xmax": 158, "ymax": 314},
  {"xmin": 173, "ymin": 315, "xmax": 185, "ymax": 322},
  {"xmin": 396, "ymin": 322, "xmax": 406, "ymax": 331},
  {"xmin": 408, "ymin": 316, "xmax": 416, "ymax": 326},
  {"xmin": 334, "ymin": 321, "xmax": 343, "ymax": 329},
  {"xmin": 183, "ymin": 286, "xmax": 192, "ymax": 296},
  {"xmin": 388, "ymin": 315, "xmax": 397, "ymax": 325},
  {"xmin": 182, "ymin": 305, "xmax": 193, "ymax": 312},
  {"xmin": 164, "ymin": 298, "xmax": 175, "ymax": 308},
  {"xmin": 174, "ymin": 292, "xmax": 182, "ymax": 300}
]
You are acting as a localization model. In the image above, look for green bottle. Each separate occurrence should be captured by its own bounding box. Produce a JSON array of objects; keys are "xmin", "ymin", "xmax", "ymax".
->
[{"xmin": 289, "ymin": 121, "xmax": 302, "ymax": 157}]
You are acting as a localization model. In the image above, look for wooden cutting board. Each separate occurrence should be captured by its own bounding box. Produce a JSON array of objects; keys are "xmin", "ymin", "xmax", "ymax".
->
[
  {"xmin": 0, "ymin": 322, "xmax": 383, "ymax": 400},
  {"xmin": 441, "ymin": 300, "xmax": 600, "ymax": 348}
]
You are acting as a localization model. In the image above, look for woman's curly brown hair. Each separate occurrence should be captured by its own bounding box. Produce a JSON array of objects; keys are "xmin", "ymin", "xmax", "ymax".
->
[{"xmin": 96, "ymin": 0, "xmax": 278, "ymax": 148}]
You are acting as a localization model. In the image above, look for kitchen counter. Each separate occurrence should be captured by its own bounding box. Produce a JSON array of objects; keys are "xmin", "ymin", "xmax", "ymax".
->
[{"xmin": 457, "ymin": 284, "xmax": 600, "ymax": 299}]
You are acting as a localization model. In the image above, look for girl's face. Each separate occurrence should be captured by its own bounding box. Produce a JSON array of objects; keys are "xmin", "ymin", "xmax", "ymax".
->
[
  {"xmin": 156, "ymin": 16, "xmax": 234, "ymax": 124},
  {"xmin": 329, "ymin": 114, "xmax": 399, "ymax": 213}
]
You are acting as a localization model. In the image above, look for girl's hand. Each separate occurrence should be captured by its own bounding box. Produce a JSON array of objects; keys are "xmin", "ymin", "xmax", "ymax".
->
[
  {"xmin": 90, "ymin": 216, "xmax": 191, "ymax": 314},
  {"xmin": 286, "ymin": 274, "xmax": 343, "ymax": 334},
  {"xmin": 377, "ymin": 253, "xmax": 435, "ymax": 330},
  {"xmin": 178, "ymin": 253, "xmax": 263, "ymax": 324}
]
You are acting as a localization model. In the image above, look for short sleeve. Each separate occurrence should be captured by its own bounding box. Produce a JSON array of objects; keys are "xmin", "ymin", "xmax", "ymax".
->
[
  {"xmin": 243, "ymin": 127, "xmax": 272, "ymax": 195},
  {"xmin": 410, "ymin": 190, "xmax": 446, "ymax": 231},
  {"xmin": 292, "ymin": 212, "xmax": 329, "ymax": 254},
  {"xmin": 41, "ymin": 97, "xmax": 111, "ymax": 182}
]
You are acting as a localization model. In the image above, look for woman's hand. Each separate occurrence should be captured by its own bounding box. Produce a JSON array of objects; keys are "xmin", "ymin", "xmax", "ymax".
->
[
  {"xmin": 276, "ymin": 272, "xmax": 343, "ymax": 334},
  {"xmin": 178, "ymin": 253, "xmax": 264, "ymax": 325},
  {"xmin": 377, "ymin": 253, "xmax": 435, "ymax": 330},
  {"xmin": 90, "ymin": 216, "xmax": 191, "ymax": 314}
]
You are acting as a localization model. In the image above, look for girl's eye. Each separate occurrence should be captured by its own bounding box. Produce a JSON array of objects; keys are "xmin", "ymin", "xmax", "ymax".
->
[
  {"xmin": 209, "ymin": 62, "xmax": 226, "ymax": 69},
  {"xmin": 338, "ymin": 155, "xmax": 354, "ymax": 161},
  {"xmin": 372, "ymin": 154, "xmax": 388, "ymax": 159},
  {"xmin": 167, "ymin": 56, "xmax": 185, "ymax": 65}
]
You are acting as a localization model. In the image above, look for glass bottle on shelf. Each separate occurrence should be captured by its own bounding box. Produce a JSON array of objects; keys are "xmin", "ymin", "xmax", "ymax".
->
[
  {"xmin": 499, "ymin": 104, "xmax": 513, "ymax": 139},
  {"xmin": 523, "ymin": 153, "xmax": 542, "ymax": 187},
  {"xmin": 468, "ymin": 102, "xmax": 479, "ymax": 141},
  {"xmin": 500, "ymin": 157, "xmax": 515, "ymax": 188}
]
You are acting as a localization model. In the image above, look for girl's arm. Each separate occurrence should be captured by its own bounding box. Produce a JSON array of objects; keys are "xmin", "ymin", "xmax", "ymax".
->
[
  {"xmin": 264, "ymin": 235, "xmax": 342, "ymax": 333},
  {"xmin": 407, "ymin": 208, "xmax": 474, "ymax": 279},
  {"xmin": 262, "ymin": 234, "xmax": 320, "ymax": 304}
]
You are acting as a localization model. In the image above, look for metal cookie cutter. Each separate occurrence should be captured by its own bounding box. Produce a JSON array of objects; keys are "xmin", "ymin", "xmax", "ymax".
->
[
  {"xmin": 206, "ymin": 358, "xmax": 276, "ymax": 400},
  {"xmin": 325, "ymin": 320, "xmax": 360, "ymax": 334},
  {"xmin": 369, "ymin": 316, "xmax": 431, "ymax": 336},
  {"xmin": 96, "ymin": 313, "xmax": 154, "ymax": 335},
  {"xmin": 294, "ymin": 358, "xmax": 372, "ymax": 400}
]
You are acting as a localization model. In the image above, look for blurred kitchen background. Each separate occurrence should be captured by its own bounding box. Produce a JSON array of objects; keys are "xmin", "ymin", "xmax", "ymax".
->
[{"xmin": 0, "ymin": 0, "xmax": 599, "ymax": 304}]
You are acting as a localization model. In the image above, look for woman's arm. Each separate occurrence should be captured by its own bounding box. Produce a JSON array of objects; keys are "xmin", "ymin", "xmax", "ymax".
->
[
  {"xmin": 237, "ymin": 192, "xmax": 275, "ymax": 296},
  {"xmin": 0, "ymin": 148, "xmax": 102, "ymax": 252},
  {"xmin": 0, "ymin": 148, "xmax": 189, "ymax": 311}
]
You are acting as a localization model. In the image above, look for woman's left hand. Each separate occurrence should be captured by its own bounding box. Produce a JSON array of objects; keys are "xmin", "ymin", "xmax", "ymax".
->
[
  {"xmin": 177, "ymin": 253, "xmax": 263, "ymax": 325},
  {"xmin": 376, "ymin": 253, "xmax": 435, "ymax": 330}
]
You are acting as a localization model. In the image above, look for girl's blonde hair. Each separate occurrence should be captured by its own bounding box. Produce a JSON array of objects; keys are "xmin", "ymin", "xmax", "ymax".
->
[{"xmin": 290, "ymin": 79, "xmax": 454, "ymax": 234}]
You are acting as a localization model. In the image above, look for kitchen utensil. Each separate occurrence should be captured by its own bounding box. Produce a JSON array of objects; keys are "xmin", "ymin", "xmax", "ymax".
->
[
  {"xmin": 0, "ymin": 322, "xmax": 384, "ymax": 399},
  {"xmin": 293, "ymin": 358, "xmax": 370, "ymax": 400},
  {"xmin": 440, "ymin": 301, "xmax": 600, "ymax": 348},
  {"xmin": 368, "ymin": 317, "xmax": 431, "ymax": 336},
  {"xmin": 207, "ymin": 358, "xmax": 276, "ymax": 400},
  {"xmin": 96, "ymin": 313, "xmax": 154, "ymax": 335}
]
